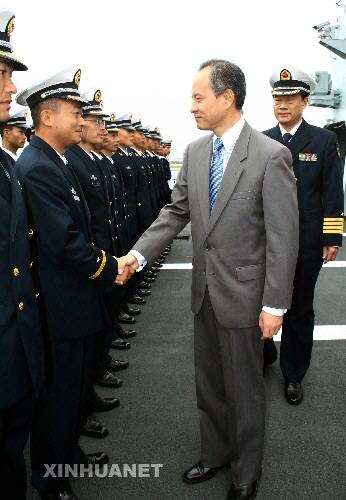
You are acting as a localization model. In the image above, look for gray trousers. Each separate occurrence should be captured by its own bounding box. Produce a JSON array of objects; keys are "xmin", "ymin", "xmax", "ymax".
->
[{"xmin": 194, "ymin": 290, "xmax": 265, "ymax": 486}]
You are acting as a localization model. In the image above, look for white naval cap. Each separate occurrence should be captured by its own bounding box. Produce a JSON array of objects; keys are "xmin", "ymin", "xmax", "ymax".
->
[
  {"xmin": 4, "ymin": 107, "xmax": 29, "ymax": 128},
  {"xmin": 81, "ymin": 88, "xmax": 108, "ymax": 117},
  {"xmin": 16, "ymin": 66, "xmax": 87, "ymax": 108},
  {"xmin": 105, "ymin": 113, "xmax": 119, "ymax": 132},
  {"xmin": 270, "ymin": 67, "xmax": 316, "ymax": 96},
  {"xmin": 0, "ymin": 10, "xmax": 27, "ymax": 71},
  {"xmin": 115, "ymin": 112, "xmax": 135, "ymax": 130},
  {"xmin": 131, "ymin": 113, "xmax": 145, "ymax": 132},
  {"xmin": 148, "ymin": 126, "xmax": 162, "ymax": 140}
]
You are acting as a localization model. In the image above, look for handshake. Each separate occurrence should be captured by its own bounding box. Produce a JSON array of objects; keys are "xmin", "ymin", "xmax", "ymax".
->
[{"xmin": 114, "ymin": 254, "xmax": 139, "ymax": 285}]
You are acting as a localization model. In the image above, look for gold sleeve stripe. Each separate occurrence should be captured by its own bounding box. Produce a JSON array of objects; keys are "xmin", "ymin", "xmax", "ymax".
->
[
  {"xmin": 323, "ymin": 218, "xmax": 344, "ymax": 222},
  {"xmin": 323, "ymin": 222, "xmax": 343, "ymax": 225},
  {"xmin": 323, "ymin": 221, "xmax": 344, "ymax": 226},
  {"xmin": 323, "ymin": 229, "xmax": 343, "ymax": 234},
  {"xmin": 89, "ymin": 250, "xmax": 106, "ymax": 280},
  {"xmin": 323, "ymin": 224, "xmax": 344, "ymax": 229}
]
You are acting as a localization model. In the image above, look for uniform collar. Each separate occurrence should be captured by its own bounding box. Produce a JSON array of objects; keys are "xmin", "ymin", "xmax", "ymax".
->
[
  {"xmin": 52, "ymin": 147, "xmax": 68, "ymax": 165},
  {"xmin": 92, "ymin": 151, "xmax": 102, "ymax": 160},
  {"xmin": 1, "ymin": 146, "xmax": 17, "ymax": 161},
  {"xmin": 279, "ymin": 118, "xmax": 303, "ymax": 138},
  {"xmin": 80, "ymin": 146, "xmax": 95, "ymax": 161},
  {"xmin": 118, "ymin": 146, "xmax": 128, "ymax": 156}
]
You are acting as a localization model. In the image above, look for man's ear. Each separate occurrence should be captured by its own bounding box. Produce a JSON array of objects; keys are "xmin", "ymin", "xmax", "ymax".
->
[
  {"xmin": 40, "ymin": 108, "xmax": 54, "ymax": 128},
  {"xmin": 224, "ymin": 88, "xmax": 235, "ymax": 108}
]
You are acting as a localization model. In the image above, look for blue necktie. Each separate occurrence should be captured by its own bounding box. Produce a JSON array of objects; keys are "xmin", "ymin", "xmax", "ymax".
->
[{"xmin": 209, "ymin": 137, "xmax": 224, "ymax": 212}]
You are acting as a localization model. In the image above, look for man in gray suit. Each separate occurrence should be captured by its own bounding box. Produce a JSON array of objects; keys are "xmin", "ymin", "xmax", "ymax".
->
[{"xmin": 122, "ymin": 59, "xmax": 299, "ymax": 500}]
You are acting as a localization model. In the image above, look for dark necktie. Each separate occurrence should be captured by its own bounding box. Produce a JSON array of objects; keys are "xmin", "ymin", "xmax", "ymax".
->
[{"xmin": 282, "ymin": 133, "xmax": 292, "ymax": 145}]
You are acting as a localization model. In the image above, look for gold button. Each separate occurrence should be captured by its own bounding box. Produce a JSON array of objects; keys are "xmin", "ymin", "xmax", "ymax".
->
[
  {"xmin": 28, "ymin": 228, "xmax": 34, "ymax": 238},
  {"xmin": 18, "ymin": 302, "xmax": 24, "ymax": 311},
  {"xmin": 13, "ymin": 267, "xmax": 20, "ymax": 277},
  {"xmin": 35, "ymin": 292, "xmax": 40, "ymax": 299},
  {"xmin": 29, "ymin": 261, "xmax": 34, "ymax": 269}
]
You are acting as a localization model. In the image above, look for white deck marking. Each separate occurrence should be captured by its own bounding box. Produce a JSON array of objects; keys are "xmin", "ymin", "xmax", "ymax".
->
[
  {"xmin": 274, "ymin": 325, "xmax": 346, "ymax": 341},
  {"xmin": 161, "ymin": 264, "xmax": 346, "ymax": 340},
  {"xmin": 162, "ymin": 262, "xmax": 346, "ymax": 269}
]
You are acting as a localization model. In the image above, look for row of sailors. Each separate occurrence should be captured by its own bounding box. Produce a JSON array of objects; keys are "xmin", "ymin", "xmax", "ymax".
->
[{"xmin": 0, "ymin": 9, "xmax": 172, "ymax": 500}]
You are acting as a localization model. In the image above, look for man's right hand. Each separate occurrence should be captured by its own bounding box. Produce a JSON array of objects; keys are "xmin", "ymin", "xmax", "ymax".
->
[{"xmin": 114, "ymin": 254, "xmax": 139, "ymax": 285}]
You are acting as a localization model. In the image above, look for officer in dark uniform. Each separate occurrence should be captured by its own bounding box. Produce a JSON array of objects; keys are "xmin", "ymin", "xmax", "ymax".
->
[
  {"xmin": 129, "ymin": 116, "xmax": 156, "ymax": 234},
  {"xmin": 0, "ymin": 10, "xmax": 45, "ymax": 500},
  {"xmin": 113, "ymin": 113, "xmax": 152, "ymax": 304},
  {"xmin": 99, "ymin": 115, "xmax": 146, "ymax": 318},
  {"xmin": 65, "ymin": 90, "xmax": 131, "ymax": 440},
  {"xmin": 161, "ymin": 139, "xmax": 173, "ymax": 204},
  {"xmin": 263, "ymin": 67, "xmax": 344, "ymax": 405},
  {"xmin": 16, "ymin": 67, "xmax": 132, "ymax": 500},
  {"xmin": 0, "ymin": 109, "xmax": 28, "ymax": 167}
]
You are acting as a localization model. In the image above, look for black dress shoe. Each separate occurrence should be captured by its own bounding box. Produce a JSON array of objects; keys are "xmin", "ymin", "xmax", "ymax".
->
[
  {"xmin": 137, "ymin": 288, "xmax": 151, "ymax": 297},
  {"xmin": 150, "ymin": 265, "xmax": 160, "ymax": 272},
  {"xmin": 227, "ymin": 470, "xmax": 262, "ymax": 500},
  {"xmin": 226, "ymin": 478, "xmax": 261, "ymax": 500},
  {"xmin": 144, "ymin": 276, "xmax": 155, "ymax": 283},
  {"xmin": 38, "ymin": 489, "xmax": 78, "ymax": 500},
  {"xmin": 128, "ymin": 294, "xmax": 146, "ymax": 305},
  {"xmin": 117, "ymin": 311, "xmax": 136, "ymax": 324},
  {"xmin": 182, "ymin": 461, "xmax": 221, "ymax": 484},
  {"xmin": 285, "ymin": 382, "xmax": 303, "ymax": 405},
  {"xmin": 90, "ymin": 395, "xmax": 120, "ymax": 412},
  {"xmin": 96, "ymin": 371, "xmax": 123, "ymax": 388},
  {"xmin": 126, "ymin": 306, "xmax": 141, "ymax": 315},
  {"xmin": 81, "ymin": 414, "xmax": 109, "ymax": 439},
  {"xmin": 138, "ymin": 281, "xmax": 151, "ymax": 289},
  {"xmin": 107, "ymin": 357, "xmax": 129, "ymax": 371},
  {"xmin": 144, "ymin": 270, "xmax": 155, "ymax": 278},
  {"xmin": 111, "ymin": 338, "xmax": 131, "ymax": 350},
  {"xmin": 86, "ymin": 451, "xmax": 109, "ymax": 466},
  {"xmin": 119, "ymin": 328, "xmax": 136, "ymax": 339},
  {"xmin": 263, "ymin": 338, "xmax": 278, "ymax": 374}
]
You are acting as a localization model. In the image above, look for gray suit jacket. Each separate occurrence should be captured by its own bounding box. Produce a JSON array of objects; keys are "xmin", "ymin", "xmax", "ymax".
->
[{"xmin": 134, "ymin": 121, "xmax": 299, "ymax": 328}]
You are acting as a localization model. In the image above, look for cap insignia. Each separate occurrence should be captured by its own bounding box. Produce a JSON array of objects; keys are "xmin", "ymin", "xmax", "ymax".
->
[
  {"xmin": 280, "ymin": 69, "xmax": 291, "ymax": 81},
  {"xmin": 6, "ymin": 16, "xmax": 15, "ymax": 37},
  {"xmin": 73, "ymin": 69, "xmax": 81, "ymax": 87}
]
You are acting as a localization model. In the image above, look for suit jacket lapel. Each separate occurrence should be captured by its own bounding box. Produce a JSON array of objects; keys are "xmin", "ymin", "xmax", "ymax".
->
[
  {"xmin": 196, "ymin": 134, "xmax": 213, "ymax": 231},
  {"xmin": 206, "ymin": 122, "xmax": 251, "ymax": 238}
]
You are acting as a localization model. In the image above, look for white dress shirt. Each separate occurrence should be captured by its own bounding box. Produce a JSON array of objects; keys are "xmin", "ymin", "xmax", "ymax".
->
[
  {"xmin": 213, "ymin": 116, "xmax": 245, "ymax": 172},
  {"xmin": 278, "ymin": 119, "xmax": 302, "ymax": 140}
]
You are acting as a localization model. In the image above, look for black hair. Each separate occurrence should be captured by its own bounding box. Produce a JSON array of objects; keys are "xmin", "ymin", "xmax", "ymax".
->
[{"xmin": 199, "ymin": 59, "xmax": 246, "ymax": 109}]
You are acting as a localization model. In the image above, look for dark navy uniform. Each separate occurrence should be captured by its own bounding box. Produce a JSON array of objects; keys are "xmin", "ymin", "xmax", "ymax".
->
[
  {"xmin": 0, "ymin": 9, "xmax": 45, "ymax": 499},
  {"xmin": 113, "ymin": 147, "xmax": 139, "ymax": 247},
  {"xmin": 263, "ymin": 118, "xmax": 344, "ymax": 383},
  {"xmin": 16, "ymin": 135, "xmax": 118, "ymax": 492},
  {"xmin": 65, "ymin": 145, "xmax": 123, "ymax": 384},
  {"xmin": 0, "ymin": 147, "xmax": 16, "ymax": 167},
  {"xmin": 128, "ymin": 147, "xmax": 155, "ymax": 233},
  {"xmin": 0, "ymin": 148, "xmax": 44, "ymax": 499}
]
